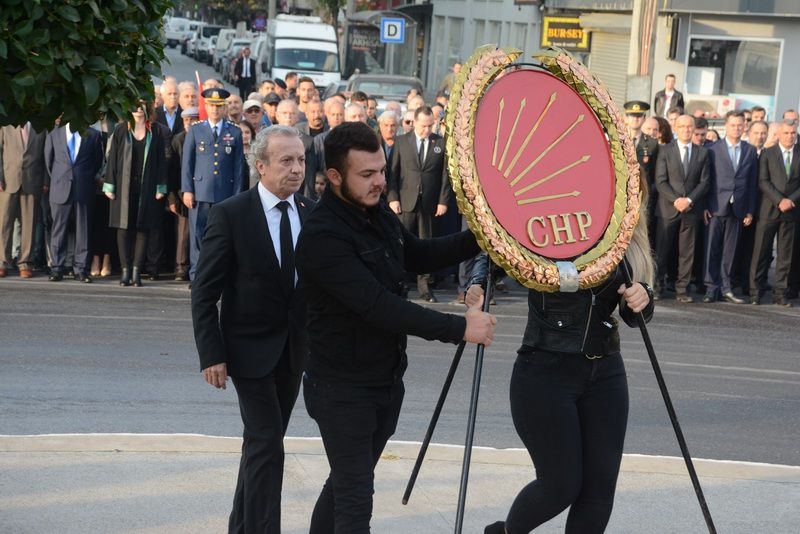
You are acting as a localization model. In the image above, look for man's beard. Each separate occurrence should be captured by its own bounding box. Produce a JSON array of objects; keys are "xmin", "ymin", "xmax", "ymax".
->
[{"xmin": 341, "ymin": 178, "xmax": 379, "ymax": 210}]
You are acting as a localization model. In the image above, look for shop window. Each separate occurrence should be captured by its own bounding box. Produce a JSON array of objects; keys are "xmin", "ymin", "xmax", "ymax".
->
[{"xmin": 686, "ymin": 38, "xmax": 779, "ymax": 96}]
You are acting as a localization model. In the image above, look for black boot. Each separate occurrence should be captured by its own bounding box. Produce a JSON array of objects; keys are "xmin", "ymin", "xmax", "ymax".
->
[
  {"xmin": 132, "ymin": 267, "xmax": 143, "ymax": 287},
  {"xmin": 120, "ymin": 268, "xmax": 131, "ymax": 286},
  {"xmin": 485, "ymin": 521, "xmax": 506, "ymax": 534}
]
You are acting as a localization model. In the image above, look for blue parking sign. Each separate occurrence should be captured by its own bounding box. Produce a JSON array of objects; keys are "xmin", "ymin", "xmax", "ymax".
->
[{"xmin": 380, "ymin": 18, "xmax": 405, "ymax": 44}]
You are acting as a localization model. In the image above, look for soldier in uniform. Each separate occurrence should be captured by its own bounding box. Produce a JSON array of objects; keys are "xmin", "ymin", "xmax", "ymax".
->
[
  {"xmin": 625, "ymin": 100, "xmax": 659, "ymax": 252},
  {"xmin": 181, "ymin": 88, "xmax": 244, "ymax": 282}
]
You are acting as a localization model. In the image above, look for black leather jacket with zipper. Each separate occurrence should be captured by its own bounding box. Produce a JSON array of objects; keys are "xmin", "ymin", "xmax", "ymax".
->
[{"xmin": 470, "ymin": 254, "xmax": 654, "ymax": 355}]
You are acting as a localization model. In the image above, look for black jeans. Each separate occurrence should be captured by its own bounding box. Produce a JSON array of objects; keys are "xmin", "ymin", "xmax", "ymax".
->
[
  {"xmin": 505, "ymin": 350, "xmax": 629, "ymax": 534},
  {"xmin": 304, "ymin": 376, "xmax": 404, "ymax": 534}
]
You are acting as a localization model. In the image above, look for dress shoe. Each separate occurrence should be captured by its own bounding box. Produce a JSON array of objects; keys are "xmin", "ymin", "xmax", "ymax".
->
[
  {"xmin": 75, "ymin": 273, "xmax": 92, "ymax": 283},
  {"xmin": 19, "ymin": 268, "xmax": 33, "ymax": 279},
  {"xmin": 451, "ymin": 292, "xmax": 466, "ymax": 305},
  {"xmin": 100, "ymin": 268, "xmax": 112, "ymax": 277},
  {"xmin": 722, "ymin": 291, "xmax": 744, "ymax": 304},
  {"xmin": 420, "ymin": 292, "xmax": 438, "ymax": 303},
  {"xmin": 702, "ymin": 293, "xmax": 716, "ymax": 304},
  {"xmin": 749, "ymin": 296, "xmax": 760, "ymax": 305},
  {"xmin": 676, "ymin": 293, "xmax": 694, "ymax": 303},
  {"xmin": 119, "ymin": 268, "xmax": 132, "ymax": 287},
  {"xmin": 132, "ymin": 267, "xmax": 143, "ymax": 287},
  {"xmin": 174, "ymin": 271, "xmax": 188, "ymax": 282},
  {"xmin": 147, "ymin": 272, "xmax": 160, "ymax": 281},
  {"xmin": 0, "ymin": 267, "xmax": 6, "ymax": 278},
  {"xmin": 775, "ymin": 298, "xmax": 792, "ymax": 308},
  {"xmin": 48, "ymin": 272, "xmax": 64, "ymax": 282}
]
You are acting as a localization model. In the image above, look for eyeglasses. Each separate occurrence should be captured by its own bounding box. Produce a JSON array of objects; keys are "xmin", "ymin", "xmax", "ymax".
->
[{"xmin": 245, "ymin": 108, "xmax": 262, "ymax": 114}]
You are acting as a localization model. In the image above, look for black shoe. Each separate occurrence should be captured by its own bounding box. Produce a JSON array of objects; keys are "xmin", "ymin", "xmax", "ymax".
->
[
  {"xmin": 749, "ymin": 296, "xmax": 760, "ymax": 305},
  {"xmin": 775, "ymin": 298, "xmax": 792, "ymax": 308},
  {"xmin": 420, "ymin": 292, "xmax": 438, "ymax": 303},
  {"xmin": 702, "ymin": 293, "xmax": 715, "ymax": 304},
  {"xmin": 147, "ymin": 272, "xmax": 160, "ymax": 281},
  {"xmin": 48, "ymin": 272, "xmax": 63, "ymax": 282},
  {"xmin": 174, "ymin": 271, "xmax": 188, "ymax": 282},
  {"xmin": 722, "ymin": 291, "xmax": 744, "ymax": 304},
  {"xmin": 120, "ymin": 268, "xmax": 131, "ymax": 287},
  {"xmin": 75, "ymin": 273, "xmax": 92, "ymax": 283},
  {"xmin": 132, "ymin": 267, "xmax": 143, "ymax": 287}
]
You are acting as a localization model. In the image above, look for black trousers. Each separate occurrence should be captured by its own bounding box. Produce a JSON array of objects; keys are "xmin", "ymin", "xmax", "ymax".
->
[
  {"xmin": 505, "ymin": 350, "xmax": 629, "ymax": 534},
  {"xmin": 656, "ymin": 214, "xmax": 700, "ymax": 293},
  {"xmin": 116, "ymin": 229, "xmax": 147, "ymax": 270},
  {"xmin": 749, "ymin": 217, "xmax": 796, "ymax": 298},
  {"xmin": 400, "ymin": 210, "xmax": 433, "ymax": 295},
  {"xmin": 228, "ymin": 353, "xmax": 302, "ymax": 534},
  {"xmin": 304, "ymin": 376, "xmax": 404, "ymax": 534}
]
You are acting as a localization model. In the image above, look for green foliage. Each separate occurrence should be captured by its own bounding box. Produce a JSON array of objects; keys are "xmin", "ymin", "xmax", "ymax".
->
[
  {"xmin": 0, "ymin": 0, "xmax": 173, "ymax": 131},
  {"xmin": 316, "ymin": 0, "xmax": 347, "ymax": 29}
]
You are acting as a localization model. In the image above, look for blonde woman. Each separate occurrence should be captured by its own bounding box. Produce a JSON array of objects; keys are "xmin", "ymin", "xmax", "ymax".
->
[{"xmin": 472, "ymin": 204, "xmax": 654, "ymax": 534}]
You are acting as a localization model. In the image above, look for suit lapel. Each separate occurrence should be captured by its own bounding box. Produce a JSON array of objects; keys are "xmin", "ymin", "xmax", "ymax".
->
[{"xmin": 790, "ymin": 145, "xmax": 800, "ymax": 180}]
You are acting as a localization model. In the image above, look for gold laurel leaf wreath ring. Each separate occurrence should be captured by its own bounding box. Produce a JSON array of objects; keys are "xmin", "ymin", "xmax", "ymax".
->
[{"xmin": 447, "ymin": 45, "xmax": 641, "ymax": 292}]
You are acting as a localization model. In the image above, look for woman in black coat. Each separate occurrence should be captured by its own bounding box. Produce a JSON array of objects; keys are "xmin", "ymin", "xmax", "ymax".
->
[{"xmin": 103, "ymin": 100, "xmax": 167, "ymax": 286}]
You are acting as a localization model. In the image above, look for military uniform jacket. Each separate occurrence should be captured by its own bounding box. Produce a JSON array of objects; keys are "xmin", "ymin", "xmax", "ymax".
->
[{"xmin": 180, "ymin": 119, "xmax": 243, "ymax": 203}]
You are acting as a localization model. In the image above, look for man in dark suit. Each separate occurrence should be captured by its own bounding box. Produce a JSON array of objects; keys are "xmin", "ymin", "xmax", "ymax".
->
[
  {"xmin": 155, "ymin": 79, "xmax": 184, "ymax": 137},
  {"xmin": 749, "ymin": 119, "xmax": 800, "ymax": 306},
  {"xmin": 181, "ymin": 88, "xmax": 244, "ymax": 281},
  {"xmin": 388, "ymin": 106, "xmax": 452, "ymax": 302},
  {"xmin": 655, "ymin": 114, "xmax": 711, "ymax": 302},
  {"xmin": 233, "ymin": 47, "xmax": 257, "ymax": 100},
  {"xmin": 653, "ymin": 74, "xmax": 685, "ymax": 117},
  {"xmin": 192, "ymin": 125, "xmax": 314, "ymax": 533},
  {"xmin": 0, "ymin": 123, "xmax": 47, "ymax": 278},
  {"xmin": 703, "ymin": 110, "xmax": 758, "ymax": 304},
  {"xmin": 44, "ymin": 123, "xmax": 104, "ymax": 282}
]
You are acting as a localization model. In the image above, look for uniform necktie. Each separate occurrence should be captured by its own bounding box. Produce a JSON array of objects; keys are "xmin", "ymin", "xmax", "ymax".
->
[
  {"xmin": 68, "ymin": 132, "xmax": 77, "ymax": 163},
  {"xmin": 682, "ymin": 145, "xmax": 689, "ymax": 174},
  {"xmin": 785, "ymin": 150, "xmax": 792, "ymax": 175},
  {"xmin": 418, "ymin": 138, "xmax": 425, "ymax": 166},
  {"xmin": 212, "ymin": 125, "xmax": 218, "ymax": 143},
  {"xmin": 276, "ymin": 201, "xmax": 294, "ymax": 291}
]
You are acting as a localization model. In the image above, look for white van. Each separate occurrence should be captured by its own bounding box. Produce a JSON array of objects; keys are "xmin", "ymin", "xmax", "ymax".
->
[
  {"xmin": 165, "ymin": 17, "xmax": 192, "ymax": 48},
  {"xmin": 257, "ymin": 15, "xmax": 341, "ymax": 90}
]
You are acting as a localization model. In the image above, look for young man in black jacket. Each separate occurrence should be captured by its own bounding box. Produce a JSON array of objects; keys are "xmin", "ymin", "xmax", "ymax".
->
[{"xmin": 295, "ymin": 122, "xmax": 497, "ymax": 532}]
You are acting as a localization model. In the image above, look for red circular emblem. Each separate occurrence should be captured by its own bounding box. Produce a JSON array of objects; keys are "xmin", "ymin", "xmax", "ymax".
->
[{"xmin": 473, "ymin": 69, "xmax": 616, "ymax": 260}]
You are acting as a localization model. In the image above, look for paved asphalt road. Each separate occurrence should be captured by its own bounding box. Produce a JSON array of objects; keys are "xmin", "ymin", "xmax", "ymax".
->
[{"xmin": 1, "ymin": 275, "xmax": 798, "ymax": 468}]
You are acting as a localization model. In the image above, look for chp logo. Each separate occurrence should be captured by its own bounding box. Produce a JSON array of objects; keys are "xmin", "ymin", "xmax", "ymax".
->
[{"xmin": 448, "ymin": 45, "xmax": 641, "ymax": 292}]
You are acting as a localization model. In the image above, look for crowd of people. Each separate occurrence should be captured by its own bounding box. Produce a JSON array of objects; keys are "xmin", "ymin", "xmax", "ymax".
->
[{"xmin": 626, "ymin": 75, "xmax": 800, "ymax": 306}]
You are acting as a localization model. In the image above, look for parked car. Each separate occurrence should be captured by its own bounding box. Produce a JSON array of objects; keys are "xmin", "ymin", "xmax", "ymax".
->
[
  {"xmin": 321, "ymin": 80, "xmax": 349, "ymax": 101},
  {"xmin": 180, "ymin": 23, "xmax": 200, "ymax": 55},
  {"xmin": 344, "ymin": 74, "xmax": 424, "ymax": 114},
  {"xmin": 205, "ymin": 35, "xmax": 218, "ymax": 66}
]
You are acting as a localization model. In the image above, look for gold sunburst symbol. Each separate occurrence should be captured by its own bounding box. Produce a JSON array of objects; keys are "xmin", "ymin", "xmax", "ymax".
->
[{"xmin": 491, "ymin": 92, "xmax": 591, "ymax": 205}]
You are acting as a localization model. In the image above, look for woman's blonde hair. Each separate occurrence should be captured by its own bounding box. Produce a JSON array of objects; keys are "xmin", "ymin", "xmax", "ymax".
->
[{"xmin": 623, "ymin": 181, "xmax": 655, "ymax": 286}]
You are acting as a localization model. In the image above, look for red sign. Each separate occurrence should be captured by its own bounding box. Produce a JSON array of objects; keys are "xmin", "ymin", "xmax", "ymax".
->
[{"xmin": 473, "ymin": 69, "xmax": 615, "ymax": 260}]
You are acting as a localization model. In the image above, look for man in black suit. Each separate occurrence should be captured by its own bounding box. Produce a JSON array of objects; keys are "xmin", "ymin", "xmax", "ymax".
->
[
  {"xmin": 155, "ymin": 79, "xmax": 184, "ymax": 137},
  {"xmin": 44, "ymin": 123, "xmax": 104, "ymax": 282},
  {"xmin": 388, "ymin": 106, "xmax": 451, "ymax": 302},
  {"xmin": 191, "ymin": 125, "xmax": 314, "ymax": 533},
  {"xmin": 653, "ymin": 73, "xmax": 685, "ymax": 117},
  {"xmin": 654, "ymin": 114, "xmax": 711, "ymax": 302},
  {"xmin": 233, "ymin": 47, "xmax": 257, "ymax": 100},
  {"xmin": 749, "ymin": 119, "xmax": 799, "ymax": 306},
  {"xmin": 703, "ymin": 110, "xmax": 758, "ymax": 304}
]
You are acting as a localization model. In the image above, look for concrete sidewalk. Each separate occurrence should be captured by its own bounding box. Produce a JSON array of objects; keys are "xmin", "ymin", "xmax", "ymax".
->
[{"xmin": 1, "ymin": 434, "xmax": 798, "ymax": 533}]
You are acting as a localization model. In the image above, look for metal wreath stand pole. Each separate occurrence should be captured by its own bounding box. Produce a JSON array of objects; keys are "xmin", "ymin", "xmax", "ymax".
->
[
  {"xmin": 401, "ymin": 268, "xmax": 495, "ymax": 534},
  {"xmin": 621, "ymin": 258, "xmax": 717, "ymax": 533}
]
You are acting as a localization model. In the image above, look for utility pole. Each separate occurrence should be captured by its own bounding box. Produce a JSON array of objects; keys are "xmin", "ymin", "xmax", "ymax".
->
[
  {"xmin": 268, "ymin": 0, "xmax": 276, "ymax": 21},
  {"xmin": 627, "ymin": 0, "xmax": 659, "ymax": 102}
]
